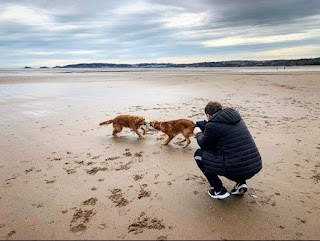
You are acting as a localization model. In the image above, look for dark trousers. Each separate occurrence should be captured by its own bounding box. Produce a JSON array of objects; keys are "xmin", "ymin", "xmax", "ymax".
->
[{"xmin": 194, "ymin": 149, "xmax": 247, "ymax": 190}]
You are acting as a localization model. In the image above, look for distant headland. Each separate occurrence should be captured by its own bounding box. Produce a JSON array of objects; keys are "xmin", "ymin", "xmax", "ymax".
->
[{"xmin": 26, "ymin": 57, "xmax": 320, "ymax": 69}]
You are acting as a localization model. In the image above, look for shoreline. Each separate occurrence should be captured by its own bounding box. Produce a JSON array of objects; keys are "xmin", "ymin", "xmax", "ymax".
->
[{"xmin": 0, "ymin": 69, "xmax": 319, "ymax": 239}]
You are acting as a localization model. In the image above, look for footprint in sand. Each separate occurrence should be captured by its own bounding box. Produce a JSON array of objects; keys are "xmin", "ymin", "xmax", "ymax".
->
[
  {"xmin": 66, "ymin": 169, "xmax": 77, "ymax": 174},
  {"xmin": 133, "ymin": 174, "xmax": 144, "ymax": 181},
  {"xmin": 86, "ymin": 167, "xmax": 107, "ymax": 175},
  {"xmin": 295, "ymin": 217, "xmax": 307, "ymax": 224},
  {"xmin": 45, "ymin": 179, "xmax": 56, "ymax": 184},
  {"xmin": 134, "ymin": 151, "xmax": 143, "ymax": 157},
  {"xmin": 108, "ymin": 188, "xmax": 130, "ymax": 207},
  {"xmin": 115, "ymin": 161, "xmax": 133, "ymax": 171},
  {"xmin": 69, "ymin": 208, "xmax": 96, "ymax": 234},
  {"xmin": 25, "ymin": 167, "xmax": 35, "ymax": 174},
  {"xmin": 104, "ymin": 156, "xmax": 121, "ymax": 161},
  {"xmin": 82, "ymin": 198, "xmax": 97, "ymax": 206},
  {"xmin": 138, "ymin": 185, "xmax": 151, "ymax": 199},
  {"xmin": 70, "ymin": 224, "xmax": 87, "ymax": 233},
  {"xmin": 6, "ymin": 230, "xmax": 16, "ymax": 238},
  {"xmin": 123, "ymin": 151, "xmax": 132, "ymax": 157},
  {"xmin": 311, "ymin": 173, "xmax": 320, "ymax": 183},
  {"xmin": 128, "ymin": 212, "xmax": 165, "ymax": 234}
]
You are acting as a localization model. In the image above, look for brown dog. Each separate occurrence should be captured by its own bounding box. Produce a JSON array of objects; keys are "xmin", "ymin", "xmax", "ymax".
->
[
  {"xmin": 99, "ymin": 114, "xmax": 146, "ymax": 138},
  {"xmin": 150, "ymin": 119, "xmax": 196, "ymax": 148}
]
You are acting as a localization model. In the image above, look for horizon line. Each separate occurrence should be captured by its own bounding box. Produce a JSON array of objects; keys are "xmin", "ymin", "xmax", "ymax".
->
[{"xmin": 28, "ymin": 56, "xmax": 320, "ymax": 68}]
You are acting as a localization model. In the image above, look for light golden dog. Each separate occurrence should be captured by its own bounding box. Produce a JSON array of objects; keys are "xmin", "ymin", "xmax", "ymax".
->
[
  {"xmin": 150, "ymin": 119, "xmax": 196, "ymax": 148},
  {"xmin": 99, "ymin": 114, "xmax": 146, "ymax": 138}
]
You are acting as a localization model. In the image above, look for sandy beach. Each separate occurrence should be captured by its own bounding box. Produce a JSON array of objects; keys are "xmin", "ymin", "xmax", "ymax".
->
[{"xmin": 0, "ymin": 67, "xmax": 319, "ymax": 240}]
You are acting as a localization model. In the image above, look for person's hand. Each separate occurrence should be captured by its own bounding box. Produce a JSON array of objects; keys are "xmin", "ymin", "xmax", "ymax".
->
[{"xmin": 193, "ymin": 127, "xmax": 202, "ymax": 135}]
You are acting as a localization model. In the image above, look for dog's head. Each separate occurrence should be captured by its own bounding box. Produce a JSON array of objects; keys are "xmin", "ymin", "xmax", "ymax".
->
[
  {"xmin": 150, "ymin": 120, "xmax": 160, "ymax": 129},
  {"xmin": 135, "ymin": 116, "xmax": 146, "ymax": 126}
]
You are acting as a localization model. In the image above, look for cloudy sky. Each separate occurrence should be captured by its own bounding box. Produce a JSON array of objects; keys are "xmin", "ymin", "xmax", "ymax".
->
[{"xmin": 1, "ymin": 0, "xmax": 320, "ymax": 68}]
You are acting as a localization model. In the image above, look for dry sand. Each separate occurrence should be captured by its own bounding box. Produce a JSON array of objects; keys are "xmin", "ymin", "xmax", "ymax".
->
[{"xmin": 0, "ymin": 67, "xmax": 319, "ymax": 240}]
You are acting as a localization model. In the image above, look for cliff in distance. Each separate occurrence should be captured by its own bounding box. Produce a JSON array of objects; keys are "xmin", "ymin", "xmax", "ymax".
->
[{"xmin": 53, "ymin": 57, "xmax": 320, "ymax": 68}]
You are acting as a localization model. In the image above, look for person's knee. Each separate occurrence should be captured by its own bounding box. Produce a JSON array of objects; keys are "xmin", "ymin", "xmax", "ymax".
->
[
  {"xmin": 194, "ymin": 149, "xmax": 204, "ymax": 170},
  {"xmin": 194, "ymin": 149, "xmax": 203, "ymax": 160}
]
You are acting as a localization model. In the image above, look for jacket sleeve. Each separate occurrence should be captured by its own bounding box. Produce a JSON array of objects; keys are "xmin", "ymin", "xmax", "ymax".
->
[{"xmin": 195, "ymin": 123, "xmax": 220, "ymax": 149}]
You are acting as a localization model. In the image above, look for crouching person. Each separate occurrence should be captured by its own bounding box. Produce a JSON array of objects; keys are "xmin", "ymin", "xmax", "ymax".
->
[{"xmin": 193, "ymin": 101, "xmax": 262, "ymax": 200}]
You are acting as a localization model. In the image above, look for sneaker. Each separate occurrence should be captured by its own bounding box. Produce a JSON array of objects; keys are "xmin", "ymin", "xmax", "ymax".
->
[
  {"xmin": 231, "ymin": 183, "xmax": 248, "ymax": 195},
  {"xmin": 208, "ymin": 187, "xmax": 230, "ymax": 200}
]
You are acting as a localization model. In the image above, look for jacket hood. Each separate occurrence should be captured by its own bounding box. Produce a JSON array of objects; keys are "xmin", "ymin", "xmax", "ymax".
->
[{"xmin": 210, "ymin": 108, "xmax": 241, "ymax": 124}]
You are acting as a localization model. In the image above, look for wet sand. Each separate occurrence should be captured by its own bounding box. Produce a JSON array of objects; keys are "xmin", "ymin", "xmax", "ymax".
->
[{"xmin": 0, "ymin": 68, "xmax": 320, "ymax": 240}]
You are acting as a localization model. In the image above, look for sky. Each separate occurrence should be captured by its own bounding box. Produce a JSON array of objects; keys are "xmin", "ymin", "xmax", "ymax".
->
[{"xmin": 1, "ymin": 0, "xmax": 320, "ymax": 68}]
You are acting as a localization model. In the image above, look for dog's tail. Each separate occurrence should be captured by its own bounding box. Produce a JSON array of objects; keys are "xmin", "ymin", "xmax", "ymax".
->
[{"xmin": 99, "ymin": 119, "xmax": 113, "ymax": 126}]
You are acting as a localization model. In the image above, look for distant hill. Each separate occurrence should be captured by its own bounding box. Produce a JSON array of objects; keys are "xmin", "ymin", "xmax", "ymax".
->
[{"xmin": 53, "ymin": 57, "xmax": 320, "ymax": 68}]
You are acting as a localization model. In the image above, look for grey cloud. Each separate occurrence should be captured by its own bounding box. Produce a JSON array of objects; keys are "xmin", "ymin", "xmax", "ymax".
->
[
  {"xmin": 0, "ymin": 0, "xmax": 320, "ymax": 67},
  {"xmin": 155, "ymin": 0, "xmax": 320, "ymax": 26}
]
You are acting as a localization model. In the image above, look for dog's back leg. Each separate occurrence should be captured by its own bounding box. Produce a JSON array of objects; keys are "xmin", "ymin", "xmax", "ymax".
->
[
  {"xmin": 113, "ymin": 124, "xmax": 122, "ymax": 137},
  {"xmin": 181, "ymin": 129, "xmax": 193, "ymax": 148},
  {"xmin": 182, "ymin": 136, "xmax": 191, "ymax": 148}
]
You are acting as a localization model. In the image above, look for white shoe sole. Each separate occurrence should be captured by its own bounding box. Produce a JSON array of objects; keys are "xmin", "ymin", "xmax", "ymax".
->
[
  {"xmin": 231, "ymin": 185, "xmax": 248, "ymax": 195},
  {"xmin": 208, "ymin": 190, "xmax": 230, "ymax": 200}
]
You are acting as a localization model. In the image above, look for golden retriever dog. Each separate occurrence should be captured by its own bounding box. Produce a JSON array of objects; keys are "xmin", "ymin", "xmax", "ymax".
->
[
  {"xmin": 99, "ymin": 114, "xmax": 146, "ymax": 138},
  {"xmin": 150, "ymin": 119, "xmax": 196, "ymax": 148}
]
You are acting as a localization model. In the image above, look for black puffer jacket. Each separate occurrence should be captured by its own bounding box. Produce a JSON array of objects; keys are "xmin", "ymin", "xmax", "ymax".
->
[{"xmin": 195, "ymin": 108, "xmax": 262, "ymax": 178}]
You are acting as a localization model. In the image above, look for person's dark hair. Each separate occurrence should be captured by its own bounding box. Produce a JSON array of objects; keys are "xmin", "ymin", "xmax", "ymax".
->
[{"xmin": 204, "ymin": 101, "xmax": 222, "ymax": 115}]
